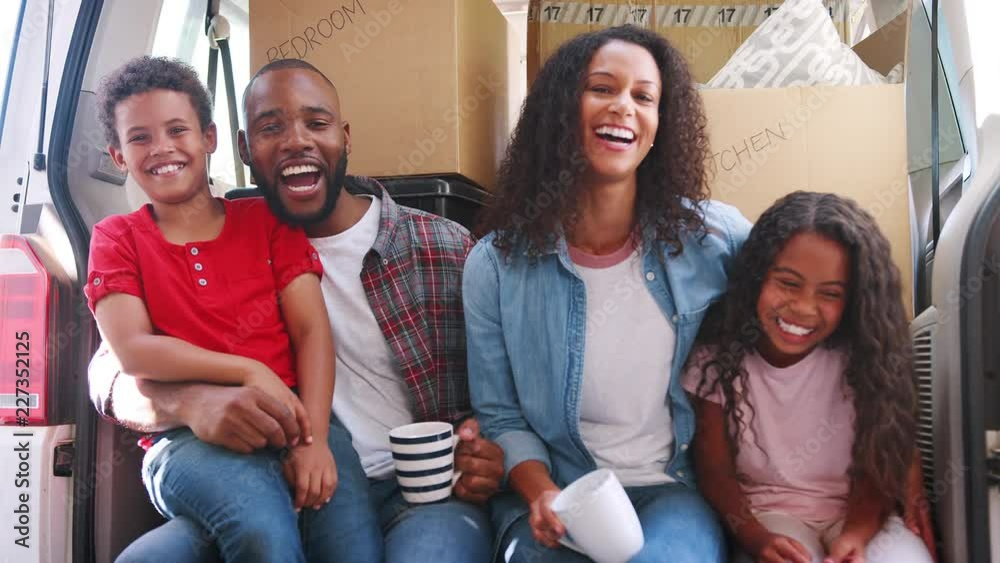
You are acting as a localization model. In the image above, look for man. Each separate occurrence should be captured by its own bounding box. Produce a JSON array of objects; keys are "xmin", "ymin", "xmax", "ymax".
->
[{"xmin": 91, "ymin": 59, "xmax": 504, "ymax": 562}]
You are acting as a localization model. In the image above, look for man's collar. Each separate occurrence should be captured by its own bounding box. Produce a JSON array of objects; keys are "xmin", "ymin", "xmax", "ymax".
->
[{"xmin": 344, "ymin": 175, "xmax": 399, "ymax": 258}]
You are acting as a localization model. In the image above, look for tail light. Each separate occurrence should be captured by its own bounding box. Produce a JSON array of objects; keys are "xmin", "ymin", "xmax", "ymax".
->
[{"xmin": 0, "ymin": 234, "xmax": 72, "ymax": 426}]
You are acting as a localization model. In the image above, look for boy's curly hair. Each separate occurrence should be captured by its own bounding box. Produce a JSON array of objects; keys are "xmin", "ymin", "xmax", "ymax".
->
[
  {"xmin": 694, "ymin": 191, "xmax": 917, "ymax": 509},
  {"xmin": 477, "ymin": 25, "xmax": 709, "ymax": 256},
  {"xmin": 97, "ymin": 56, "xmax": 213, "ymax": 147}
]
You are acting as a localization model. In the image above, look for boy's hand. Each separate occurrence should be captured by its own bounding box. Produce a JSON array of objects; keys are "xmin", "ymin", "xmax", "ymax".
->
[
  {"xmin": 244, "ymin": 363, "xmax": 313, "ymax": 445},
  {"xmin": 824, "ymin": 532, "xmax": 866, "ymax": 563},
  {"xmin": 283, "ymin": 442, "xmax": 338, "ymax": 512}
]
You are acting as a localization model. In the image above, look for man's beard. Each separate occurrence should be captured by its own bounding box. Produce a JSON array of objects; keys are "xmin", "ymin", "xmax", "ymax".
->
[{"xmin": 252, "ymin": 152, "xmax": 348, "ymax": 227}]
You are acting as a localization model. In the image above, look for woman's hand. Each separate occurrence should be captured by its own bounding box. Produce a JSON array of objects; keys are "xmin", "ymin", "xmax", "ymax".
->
[
  {"xmin": 746, "ymin": 529, "xmax": 812, "ymax": 563},
  {"xmin": 244, "ymin": 363, "xmax": 313, "ymax": 445},
  {"xmin": 529, "ymin": 489, "xmax": 566, "ymax": 548}
]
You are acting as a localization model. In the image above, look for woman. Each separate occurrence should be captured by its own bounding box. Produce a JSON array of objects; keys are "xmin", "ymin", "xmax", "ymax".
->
[{"xmin": 463, "ymin": 26, "xmax": 750, "ymax": 562}]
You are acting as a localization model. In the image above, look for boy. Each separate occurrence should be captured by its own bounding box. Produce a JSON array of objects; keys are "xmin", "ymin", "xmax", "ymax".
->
[{"xmin": 87, "ymin": 56, "xmax": 378, "ymax": 562}]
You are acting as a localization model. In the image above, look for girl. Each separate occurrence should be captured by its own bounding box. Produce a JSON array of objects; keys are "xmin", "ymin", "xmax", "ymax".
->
[
  {"xmin": 85, "ymin": 57, "xmax": 379, "ymax": 562},
  {"xmin": 464, "ymin": 26, "xmax": 750, "ymax": 562},
  {"xmin": 683, "ymin": 191, "xmax": 934, "ymax": 563}
]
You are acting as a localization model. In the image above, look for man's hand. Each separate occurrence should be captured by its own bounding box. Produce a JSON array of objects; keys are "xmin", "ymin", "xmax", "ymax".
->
[
  {"xmin": 183, "ymin": 385, "xmax": 303, "ymax": 453},
  {"xmin": 453, "ymin": 418, "xmax": 505, "ymax": 504},
  {"xmin": 243, "ymin": 363, "xmax": 314, "ymax": 445},
  {"xmin": 282, "ymin": 442, "xmax": 338, "ymax": 512},
  {"xmin": 824, "ymin": 532, "xmax": 867, "ymax": 563}
]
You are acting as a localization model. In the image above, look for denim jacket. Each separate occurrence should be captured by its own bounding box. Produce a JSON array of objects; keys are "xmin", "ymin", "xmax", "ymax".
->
[{"xmin": 462, "ymin": 200, "xmax": 750, "ymax": 537}]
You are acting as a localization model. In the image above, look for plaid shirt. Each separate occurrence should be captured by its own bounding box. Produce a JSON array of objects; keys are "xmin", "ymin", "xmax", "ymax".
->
[
  {"xmin": 91, "ymin": 176, "xmax": 476, "ymax": 426},
  {"xmin": 349, "ymin": 176, "xmax": 475, "ymax": 423}
]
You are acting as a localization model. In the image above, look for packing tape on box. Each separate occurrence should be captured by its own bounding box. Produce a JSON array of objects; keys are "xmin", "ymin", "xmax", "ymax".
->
[
  {"xmin": 528, "ymin": 1, "xmax": 847, "ymax": 28},
  {"xmin": 655, "ymin": 1, "xmax": 848, "ymax": 27},
  {"xmin": 528, "ymin": 3, "xmax": 653, "ymax": 26}
]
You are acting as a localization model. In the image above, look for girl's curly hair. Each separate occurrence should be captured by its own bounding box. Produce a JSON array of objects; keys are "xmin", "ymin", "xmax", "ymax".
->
[
  {"xmin": 477, "ymin": 25, "xmax": 709, "ymax": 255},
  {"xmin": 694, "ymin": 191, "xmax": 917, "ymax": 507}
]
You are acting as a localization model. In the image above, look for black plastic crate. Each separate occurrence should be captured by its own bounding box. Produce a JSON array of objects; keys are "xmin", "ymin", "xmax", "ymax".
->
[
  {"xmin": 224, "ymin": 176, "xmax": 490, "ymax": 232},
  {"xmin": 377, "ymin": 175, "xmax": 490, "ymax": 232}
]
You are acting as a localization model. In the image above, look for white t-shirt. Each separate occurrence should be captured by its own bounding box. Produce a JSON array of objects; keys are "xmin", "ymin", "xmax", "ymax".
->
[
  {"xmin": 309, "ymin": 196, "xmax": 414, "ymax": 479},
  {"xmin": 571, "ymin": 240, "xmax": 677, "ymax": 487}
]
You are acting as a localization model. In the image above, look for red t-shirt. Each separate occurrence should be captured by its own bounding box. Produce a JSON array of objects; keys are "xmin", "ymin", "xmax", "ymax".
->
[{"xmin": 84, "ymin": 197, "xmax": 323, "ymax": 387}]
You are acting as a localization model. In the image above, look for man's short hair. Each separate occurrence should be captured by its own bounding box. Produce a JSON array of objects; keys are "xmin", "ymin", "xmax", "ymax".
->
[
  {"xmin": 97, "ymin": 56, "xmax": 213, "ymax": 147},
  {"xmin": 242, "ymin": 58, "xmax": 336, "ymax": 119}
]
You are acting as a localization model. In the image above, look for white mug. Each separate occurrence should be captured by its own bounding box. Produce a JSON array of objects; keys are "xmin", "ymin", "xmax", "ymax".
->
[
  {"xmin": 389, "ymin": 421, "xmax": 464, "ymax": 504},
  {"xmin": 550, "ymin": 468, "xmax": 645, "ymax": 563}
]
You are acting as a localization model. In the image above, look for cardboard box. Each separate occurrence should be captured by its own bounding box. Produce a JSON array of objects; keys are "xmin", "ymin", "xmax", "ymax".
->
[
  {"xmin": 250, "ymin": 0, "xmax": 509, "ymax": 191},
  {"xmin": 654, "ymin": 0, "xmax": 849, "ymax": 83},
  {"xmin": 702, "ymin": 11, "xmax": 914, "ymax": 310},
  {"xmin": 527, "ymin": 1, "xmax": 655, "ymax": 83},
  {"xmin": 528, "ymin": 1, "xmax": 849, "ymax": 84}
]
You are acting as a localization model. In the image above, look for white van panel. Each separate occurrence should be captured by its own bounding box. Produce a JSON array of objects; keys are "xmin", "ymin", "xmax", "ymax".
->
[
  {"xmin": 0, "ymin": 0, "xmax": 82, "ymax": 236},
  {"xmin": 0, "ymin": 424, "xmax": 73, "ymax": 563}
]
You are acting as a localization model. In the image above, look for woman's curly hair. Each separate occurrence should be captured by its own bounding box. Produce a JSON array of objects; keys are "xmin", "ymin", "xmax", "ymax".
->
[
  {"xmin": 477, "ymin": 25, "xmax": 710, "ymax": 256},
  {"xmin": 693, "ymin": 191, "xmax": 917, "ymax": 508},
  {"xmin": 97, "ymin": 56, "xmax": 213, "ymax": 148}
]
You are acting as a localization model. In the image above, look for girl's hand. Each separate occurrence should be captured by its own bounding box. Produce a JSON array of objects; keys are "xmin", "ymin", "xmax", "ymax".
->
[
  {"xmin": 747, "ymin": 530, "xmax": 812, "ymax": 563},
  {"xmin": 528, "ymin": 489, "xmax": 565, "ymax": 548},
  {"xmin": 282, "ymin": 441, "xmax": 338, "ymax": 512},
  {"xmin": 904, "ymin": 457, "xmax": 937, "ymax": 561},
  {"xmin": 824, "ymin": 532, "xmax": 866, "ymax": 563},
  {"xmin": 244, "ymin": 364, "xmax": 313, "ymax": 445}
]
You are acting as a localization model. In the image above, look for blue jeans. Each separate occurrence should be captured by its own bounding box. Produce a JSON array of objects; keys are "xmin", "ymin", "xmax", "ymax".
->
[
  {"xmin": 132, "ymin": 421, "xmax": 381, "ymax": 562},
  {"xmin": 368, "ymin": 476, "xmax": 493, "ymax": 562},
  {"xmin": 119, "ymin": 422, "xmax": 492, "ymax": 563},
  {"xmin": 115, "ymin": 517, "xmax": 219, "ymax": 563},
  {"xmin": 499, "ymin": 483, "xmax": 726, "ymax": 563}
]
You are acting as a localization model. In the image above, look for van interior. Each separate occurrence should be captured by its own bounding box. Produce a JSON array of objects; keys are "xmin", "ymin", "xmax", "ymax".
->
[{"xmin": 0, "ymin": 0, "xmax": 998, "ymax": 562}]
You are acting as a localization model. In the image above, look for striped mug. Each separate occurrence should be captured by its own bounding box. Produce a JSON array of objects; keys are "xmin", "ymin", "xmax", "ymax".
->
[{"xmin": 389, "ymin": 422, "xmax": 464, "ymax": 504}]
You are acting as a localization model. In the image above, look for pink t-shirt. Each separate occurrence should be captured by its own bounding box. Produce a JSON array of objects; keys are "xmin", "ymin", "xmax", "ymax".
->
[{"xmin": 683, "ymin": 345, "xmax": 855, "ymax": 523}]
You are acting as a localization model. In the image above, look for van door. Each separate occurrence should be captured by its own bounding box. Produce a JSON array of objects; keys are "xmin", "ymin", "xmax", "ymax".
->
[{"xmin": 0, "ymin": 2, "xmax": 94, "ymax": 563}]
